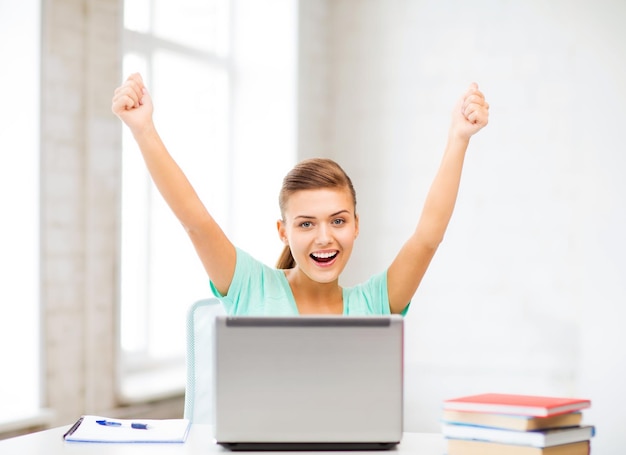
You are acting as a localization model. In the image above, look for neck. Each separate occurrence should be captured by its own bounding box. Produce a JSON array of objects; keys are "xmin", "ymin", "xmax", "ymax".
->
[{"xmin": 285, "ymin": 268, "xmax": 343, "ymax": 314}]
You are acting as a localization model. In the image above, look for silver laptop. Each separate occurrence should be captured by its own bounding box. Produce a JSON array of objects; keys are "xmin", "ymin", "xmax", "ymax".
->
[{"xmin": 213, "ymin": 315, "xmax": 404, "ymax": 450}]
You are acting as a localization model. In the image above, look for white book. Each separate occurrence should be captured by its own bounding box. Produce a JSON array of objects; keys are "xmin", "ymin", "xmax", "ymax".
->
[{"xmin": 441, "ymin": 423, "xmax": 594, "ymax": 448}]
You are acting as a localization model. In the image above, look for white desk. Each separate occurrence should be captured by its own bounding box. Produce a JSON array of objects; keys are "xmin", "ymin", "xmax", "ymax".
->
[{"xmin": 0, "ymin": 424, "xmax": 445, "ymax": 454}]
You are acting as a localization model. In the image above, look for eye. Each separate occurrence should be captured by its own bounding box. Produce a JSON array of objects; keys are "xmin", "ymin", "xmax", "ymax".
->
[
  {"xmin": 332, "ymin": 218, "xmax": 345, "ymax": 226},
  {"xmin": 299, "ymin": 221, "xmax": 313, "ymax": 228}
]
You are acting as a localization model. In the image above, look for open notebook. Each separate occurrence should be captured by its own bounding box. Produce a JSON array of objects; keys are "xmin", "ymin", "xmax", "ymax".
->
[{"xmin": 63, "ymin": 415, "xmax": 191, "ymax": 443}]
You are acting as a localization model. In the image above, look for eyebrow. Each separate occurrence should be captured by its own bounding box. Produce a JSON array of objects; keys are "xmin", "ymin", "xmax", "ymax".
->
[{"xmin": 294, "ymin": 210, "xmax": 351, "ymax": 220}]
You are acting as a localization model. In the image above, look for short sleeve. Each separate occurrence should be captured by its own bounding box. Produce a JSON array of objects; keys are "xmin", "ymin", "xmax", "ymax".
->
[
  {"xmin": 344, "ymin": 270, "xmax": 411, "ymax": 316},
  {"xmin": 343, "ymin": 271, "xmax": 389, "ymax": 315},
  {"xmin": 209, "ymin": 248, "xmax": 297, "ymax": 315},
  {"xmin": 209, "ymin": 248, "xmax": 262, "ymax": 315}
]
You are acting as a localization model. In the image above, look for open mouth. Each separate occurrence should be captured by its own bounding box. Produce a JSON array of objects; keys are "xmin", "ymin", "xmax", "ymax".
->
[{"xmin": 310, "ymin": 251, "xmax": 338, "ymax": 264}]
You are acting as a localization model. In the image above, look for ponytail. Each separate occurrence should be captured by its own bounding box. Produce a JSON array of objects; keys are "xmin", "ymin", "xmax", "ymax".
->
[{"xmin": 276, "ymin": 245, "xmax": 296, "ymax": 270}]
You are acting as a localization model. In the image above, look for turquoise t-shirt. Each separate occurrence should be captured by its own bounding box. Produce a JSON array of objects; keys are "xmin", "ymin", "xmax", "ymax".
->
[{"xmin": 210, "ymin": 248, "xmax": 409, "ymax": 316}]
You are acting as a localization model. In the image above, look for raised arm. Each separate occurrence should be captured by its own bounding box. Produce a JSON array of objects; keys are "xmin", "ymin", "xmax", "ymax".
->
[
  {"xmin": 387, "ymin": 83, "xmax": 489, "ymax": 314},
  {"xmin": 111, "ymin": 73, "xmax": 236, "ymax": 295}
]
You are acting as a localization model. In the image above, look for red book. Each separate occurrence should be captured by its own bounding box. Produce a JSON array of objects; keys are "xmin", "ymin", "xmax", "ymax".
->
[{"xmin": 443, "ymin": 393, "xmax": 591, "ymax": 417}]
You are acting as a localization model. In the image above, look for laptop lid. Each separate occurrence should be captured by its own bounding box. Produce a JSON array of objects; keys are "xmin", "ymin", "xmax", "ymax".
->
[{"xmin": 213, "ymin": 315, "xmax": 404, "ymax": 450}]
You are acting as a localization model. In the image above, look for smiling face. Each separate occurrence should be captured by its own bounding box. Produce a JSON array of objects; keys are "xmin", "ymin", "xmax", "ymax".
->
[{"xmin": 277, "ymin": 187, "xmax": 359, "ymax": 284}]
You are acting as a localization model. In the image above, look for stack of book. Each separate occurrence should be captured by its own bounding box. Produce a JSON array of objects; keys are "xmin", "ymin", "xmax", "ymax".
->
[{"xmin": 441, "ymin": 393, "xmax": 594, "ymax": 454}]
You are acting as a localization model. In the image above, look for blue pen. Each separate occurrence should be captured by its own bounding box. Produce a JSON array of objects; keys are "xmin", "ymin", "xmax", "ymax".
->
[
  {"xmin": 96, "ymin": 419, "xmax": 121, "ymax": 427},
  {"xmin": 96, "ymin": 420, "xmax": 149, "ymax": 429}
]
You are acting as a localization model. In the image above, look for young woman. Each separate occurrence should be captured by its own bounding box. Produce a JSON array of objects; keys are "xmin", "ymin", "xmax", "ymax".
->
[{"xmin": 112, "ymin": 74, "xmax": 489, "ymax": 316}]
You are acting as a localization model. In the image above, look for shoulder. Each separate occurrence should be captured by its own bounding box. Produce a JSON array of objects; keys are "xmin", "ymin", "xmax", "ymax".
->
[
  {"xmin": 343, "ymin": 271, "xmax": 390, "ymax": 315},
  {"xmin": 212, "ymin": 248, "xmax": 294, "ymax": 315}
]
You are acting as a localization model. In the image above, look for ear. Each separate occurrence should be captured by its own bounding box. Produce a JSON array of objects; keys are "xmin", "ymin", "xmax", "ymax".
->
[
  {"xmin": 276, "ymin": 219, "xmax": 289, "ymax": 245},
  {"xmin": 354, "ymin": 213, "xmax": 360, "ymax": 239}
]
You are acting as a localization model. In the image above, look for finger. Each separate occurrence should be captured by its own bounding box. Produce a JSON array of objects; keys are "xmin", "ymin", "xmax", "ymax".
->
[
  {"xmin": 465, "ymin": 109, "xmax": 489, "ymax": 126},
  {"xmin": 112, "ymin": 82, "xmax": 145, "ymax": 112},
  {"xmin": 126, "ymin": 81, "xmax": 144, "ymax": 108},
  {"xmin": 111, "ymin": 93, "xmax": 135, "ymax": 114},
  {"xmin": 462, "ymin": 91, "xmax": 485, "ymax": 109},
  {"xmin": 117, "ymin": 74, "xmax": 145, "ymax": 107},
  {"xmin": 114, "ymin": 86, "xmax": 140, "ymax": 108},
  {"xmin": 128, "ymin": 72, "xmax": 144, "ymax": 87},
  {"xmin": 462, "ymin": 99, "xmax": 480, "ymax": 119},
  {"xmin": 466, "ymin": 82, "xmax": 483, "ymax": 96},
  {"xmin": 465, "ymin": 105, "xmax": 477, "ymax": 123},
  {"xmin": 463, "ymin": 99, "xmax": 489, "ymax": 122}
]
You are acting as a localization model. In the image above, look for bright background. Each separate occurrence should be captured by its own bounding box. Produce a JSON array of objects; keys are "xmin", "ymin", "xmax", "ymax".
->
[
  {"xmin": 293, "ymin": 2, "xmax": 626, "ymax": 454},
  {"xmin": 2, "ymin": 1, "xmax": 625, "ymax": 454}
]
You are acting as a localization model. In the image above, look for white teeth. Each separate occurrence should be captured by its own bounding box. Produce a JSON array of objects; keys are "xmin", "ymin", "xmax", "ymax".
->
[{"xmin": 312, "ymin": 251, "xmax": 337, "ymax": 259}]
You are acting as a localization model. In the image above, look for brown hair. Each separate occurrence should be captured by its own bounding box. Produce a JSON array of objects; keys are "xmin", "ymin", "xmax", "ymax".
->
[{"xmin": 276, "ymin": 158, "xmax": 357, "ymax": 269}]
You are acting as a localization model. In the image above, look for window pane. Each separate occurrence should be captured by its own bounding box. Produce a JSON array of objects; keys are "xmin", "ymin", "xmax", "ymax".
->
[
  {"xmin": 148, "ymin": 51, "xmax": 230, "ymax": 359},
  {"xmin": 124, "ymin": 0, "xmax": 151, "ymax": 33},
  {"xmin": 120, "ymin": 51, "xmax": 230, "ymax": 363},
  {"xmin": 153, "ymin": 0, "xmax": 230, "ymax": 55},
  {"xmin": 120, "ymin": 54, "xmax": 150, "ymax": 354}
]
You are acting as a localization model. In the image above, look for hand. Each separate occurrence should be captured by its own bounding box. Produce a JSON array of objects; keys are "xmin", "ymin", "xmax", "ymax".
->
[
  {"xmin": 111, "ymin": 73, "xmax": 154, "ymax": 133},
  {"xmin": 450, "ymin": 83, "xmax": 489, "ymax": 141}
]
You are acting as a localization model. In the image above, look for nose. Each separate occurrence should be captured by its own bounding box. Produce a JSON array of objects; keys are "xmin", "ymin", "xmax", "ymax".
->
[{"xmin": 315, "ymin": 224, "xmax": 331, "ymax": 246}]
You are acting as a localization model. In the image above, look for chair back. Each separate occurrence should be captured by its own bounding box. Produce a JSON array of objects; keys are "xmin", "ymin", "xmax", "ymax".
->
[{"xmin": 184, "ymin": 298, "xmax": 226, "ymax": 423}]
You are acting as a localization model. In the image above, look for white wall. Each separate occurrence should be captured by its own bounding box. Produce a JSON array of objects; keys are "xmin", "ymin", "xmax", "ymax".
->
[
  {"xmin": 0, "ymin": 0, "xmax": 40, "ymax": 421},
  {"xmin": 230, "ymin": 0, "xmax": 298, "ymax": 265},
  {"xmin": 39, "ymin": 0, "xmax": 122, "ymax": 425},
  {"xmin": 298, "ymin": 0, "xmax": 626, "ymax": 452}
]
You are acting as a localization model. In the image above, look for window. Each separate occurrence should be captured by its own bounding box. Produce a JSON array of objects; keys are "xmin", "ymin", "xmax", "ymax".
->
[
  {"xmin": 119, "ymin": 0, "xmax": 231, "ymax": 400},
  {"xmin": 119, "ymin": 0, "xmax": 297, "ymax": 401},
  {"xmin": 0, "ymin": 0, "xmax": 41, "ymax": 423}
]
